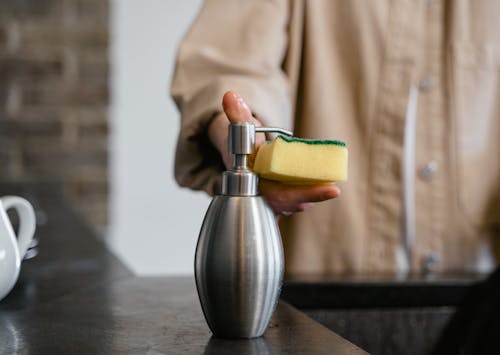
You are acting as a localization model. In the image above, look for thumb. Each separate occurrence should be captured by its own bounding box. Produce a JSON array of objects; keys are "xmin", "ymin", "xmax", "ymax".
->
[
  {"xmin": 221, "ymin": 91, "xmax": 265, "ymax": 168},
  {"xmin": 222, "ymin": 91, "xmax": 259, "ymax": 125}
]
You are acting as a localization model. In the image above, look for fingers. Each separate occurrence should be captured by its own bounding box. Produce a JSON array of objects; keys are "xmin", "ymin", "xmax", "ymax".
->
[{"xmin": 259, "ymin": 180, "xmax": 341, "ymax": 215}]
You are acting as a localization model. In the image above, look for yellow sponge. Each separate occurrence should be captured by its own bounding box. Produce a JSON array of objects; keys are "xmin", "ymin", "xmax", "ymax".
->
[{"xmin": 253, "ymin": 135, "xmax": 348, "ymax": 184}]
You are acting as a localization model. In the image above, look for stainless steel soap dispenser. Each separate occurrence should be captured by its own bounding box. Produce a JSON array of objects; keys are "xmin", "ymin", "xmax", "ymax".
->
[{"xmin": 195, "ymin": 122, "xmax": 292, "ymax": 339}]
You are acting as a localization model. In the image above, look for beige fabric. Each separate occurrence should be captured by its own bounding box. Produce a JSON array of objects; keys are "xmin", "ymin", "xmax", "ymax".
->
[{"xmin": 171, "ymin": 0, "xmax": 500, "ymax": 273}]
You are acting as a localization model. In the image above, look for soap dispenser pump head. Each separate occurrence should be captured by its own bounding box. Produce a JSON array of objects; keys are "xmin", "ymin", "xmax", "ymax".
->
[
  {"xmin": 222, "ymin": 122, "xmax": 292, "ymax": 197},
  {"xmin": 222, "ymin": 122, "xmax": 258, "ymax": 196}
]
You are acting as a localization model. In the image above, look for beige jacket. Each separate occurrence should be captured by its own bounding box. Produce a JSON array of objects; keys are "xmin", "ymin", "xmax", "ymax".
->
[{"xmin": 171, "ymin": 0, "xmax": 500, "ymax": 273}]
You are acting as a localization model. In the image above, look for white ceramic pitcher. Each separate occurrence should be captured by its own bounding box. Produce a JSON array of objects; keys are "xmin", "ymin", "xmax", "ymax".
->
[{"xmin": 0, "ymin": 196, "xmax": 36, "ymax": 301}]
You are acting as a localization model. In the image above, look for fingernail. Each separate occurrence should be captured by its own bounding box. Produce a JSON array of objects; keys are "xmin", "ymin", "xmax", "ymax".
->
[
  {"xmin": 228, "ymin": 91, "xmax": 240, "ymax": 101},
  {"xmin": 236, "ymin": 95, "xmax": 250, "ymax": 112},
  {"xmin": 223, "ymin": 91, "xmax": 251, "ymax": 121},
  {"xmin": 227, "ymin": 91, "xmax": 247, "ymax": 109}
]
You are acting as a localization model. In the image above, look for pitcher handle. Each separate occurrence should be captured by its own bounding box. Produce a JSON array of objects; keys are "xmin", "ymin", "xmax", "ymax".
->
[{"xmin": 1, "ymin": 196, "xmax": 36, "ymax": 258}]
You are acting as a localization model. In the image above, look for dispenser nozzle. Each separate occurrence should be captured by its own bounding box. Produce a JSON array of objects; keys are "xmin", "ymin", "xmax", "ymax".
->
[
  {"xmin": 222, "ymin": 122, "xmax": 293, "ymax": 196},
  {"xmin": 228, "ymin": 123, "xmax": 292, "ymax": 156}
]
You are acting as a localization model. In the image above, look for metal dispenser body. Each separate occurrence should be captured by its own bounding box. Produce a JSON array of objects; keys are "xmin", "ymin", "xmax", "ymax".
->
[{"xmin": 195, "ymin": 122, "xmax": 291, "ymax": 338}]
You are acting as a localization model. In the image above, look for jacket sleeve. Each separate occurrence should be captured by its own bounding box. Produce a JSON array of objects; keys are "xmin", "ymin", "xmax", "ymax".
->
[{"xmin": 170, "ymin": 0, "xmax": 293, "ymax": 195}]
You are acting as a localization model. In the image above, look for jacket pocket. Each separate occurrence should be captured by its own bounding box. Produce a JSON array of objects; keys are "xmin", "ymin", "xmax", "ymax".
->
[{"xmin": 450, "ymin": 43, "xmax": 500, "ymax": 226}]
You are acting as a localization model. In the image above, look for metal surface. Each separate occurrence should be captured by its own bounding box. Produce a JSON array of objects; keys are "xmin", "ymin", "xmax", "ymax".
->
[
  {"xmin": 196, "ymin": 196, "xmax": 284, "ymax": 338},
  {"xmin": 221, "ymin": 170, "xmax": 258, "ymax": 196},
  {"xmin": 228, "ymin": 122, "xmax": 256, "ymax": 155},
  {"xmin": 227, "ymin": 122, "xmax": 292, "ymax": 156},
  {"xmin": 195, "ymin": 122, "xmax": 292, "ymax": 338},
  {"xmin": 255, "ymin": 126, "xmax": 293, "ymax": 137},
  {"xmin": 222, "ymin": 122, "xmax": 292, "ymax": 196}
]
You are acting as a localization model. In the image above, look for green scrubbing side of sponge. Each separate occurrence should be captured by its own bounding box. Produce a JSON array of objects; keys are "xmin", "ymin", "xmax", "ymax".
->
[
  {"xmin": 275, "ymin": 135, "xmax": 346, "ymax": 147},
  {"xmin": 253, "ymin": 135, "xmax": 348, "ymax": 184}
]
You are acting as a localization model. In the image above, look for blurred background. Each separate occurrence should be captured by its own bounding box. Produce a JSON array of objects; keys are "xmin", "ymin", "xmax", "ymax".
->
[{"xmin": 0, "ymin": 0, "xmax": 209, "ymax": 275}]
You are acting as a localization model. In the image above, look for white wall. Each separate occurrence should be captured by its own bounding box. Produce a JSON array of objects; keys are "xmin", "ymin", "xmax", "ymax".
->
[{"xmin": 109, "ymin": 0, "xmax": 209, "ymax": 275}]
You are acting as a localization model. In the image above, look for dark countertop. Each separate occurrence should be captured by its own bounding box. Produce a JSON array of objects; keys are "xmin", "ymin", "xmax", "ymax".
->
[
  {"xmin": 1, "ymin": 277, "xmax": 365, "ymax": 354},
  {"xmin": 0, "ymin": 184, "xmax": 367, "ymax": 354},
  {"xmin": 0, "ymin": 183, "xmax": 132, "ymax": 311}
]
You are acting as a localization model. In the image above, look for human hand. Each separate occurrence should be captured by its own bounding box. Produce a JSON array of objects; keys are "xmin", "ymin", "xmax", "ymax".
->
[
  {"xmin": 208, "ymin": 91, "xmax": 265, "ymax": 170},
  {"xmin": 208, "ymin": 91, "xmax": 340, "ymax": 216}
]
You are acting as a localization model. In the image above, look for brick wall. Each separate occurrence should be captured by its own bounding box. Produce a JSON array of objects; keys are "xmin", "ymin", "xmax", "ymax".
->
[{"xmin": 0, "ymin": 0, "xmax": 109, "ymax": 232}]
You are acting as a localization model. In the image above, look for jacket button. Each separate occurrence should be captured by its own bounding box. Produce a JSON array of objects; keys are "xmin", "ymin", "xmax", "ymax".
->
[
  {"xmin": 422, "ymin": 252, "xmax": 441, "ymax": 273},
  {"xmin": 419, "ymin": 76, "xmax": 435, "ymax": 92},
  {"xmin": 419, "ymin": 160, "xmax": 438, "ymax": 181}
]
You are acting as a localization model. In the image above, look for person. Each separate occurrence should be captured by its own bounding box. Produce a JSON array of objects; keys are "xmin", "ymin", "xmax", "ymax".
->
[{"xmin": 171, "ymin": 0, "xmax": 500, "ymax": 274}]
